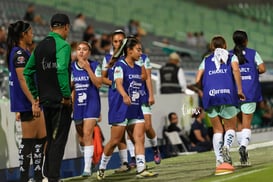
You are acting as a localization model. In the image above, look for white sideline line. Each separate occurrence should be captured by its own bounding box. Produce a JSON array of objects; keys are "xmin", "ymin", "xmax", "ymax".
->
[
  {"xmin": 230, "ymin": 141, "xmax": 273, "ymax": 152},
  {"xmin": 211, "ymin": 168, "xmax": 266, "ymax": 182}
]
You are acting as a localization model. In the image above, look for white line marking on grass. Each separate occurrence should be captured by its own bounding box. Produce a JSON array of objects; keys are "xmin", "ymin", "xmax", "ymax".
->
[
  {"xmin": 230, "ymin": 141, "xmax": 273, "ymax": 152},
  {"xmin": 212, "ymin": 168, "xmax": 266, "ymax": 182}
]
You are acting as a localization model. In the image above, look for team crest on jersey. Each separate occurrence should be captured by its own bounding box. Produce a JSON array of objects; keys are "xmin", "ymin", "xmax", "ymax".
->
[
  {"xmin": 78, "ymin": 92, "xmax": 87, "ymax": 105},
  {"xmin": 16, "ymin": 50, "xmax": 22, "ymax": 55},
  {"xmin": 17, "ymin": 56, "xmax": 26, "ymax": 64}
]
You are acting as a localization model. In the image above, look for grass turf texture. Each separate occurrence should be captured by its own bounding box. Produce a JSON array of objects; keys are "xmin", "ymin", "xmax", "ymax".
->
[{"xmin": 63, "ymin": 143, "xmax": 273, "ymax": 182}]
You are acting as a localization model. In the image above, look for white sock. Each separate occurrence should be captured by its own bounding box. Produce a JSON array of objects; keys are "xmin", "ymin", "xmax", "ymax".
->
[
  {"xmin": 119, "ymin": 149, "xmax": 128, "ymax": 164},
  {"xmin": 213, "ymin": 133, "xmax": 223, "ymax": 163},
  {"xmin": 84, "ymin": 146, "xmax": 94, "ymax": 173},
  {"xmin": 99, "ymin": 153, "xmax": 111, "ymax": 170},
  {"xmin": 241, "ymin": 128, "xmax": 251, "ymax": 147},
  {"xmin": 127, "ymin": 139, "xmax": 135, "ymax": 158},
  {"xmin": 136, "ymin": 154, "xmax": 145, "ymax": 173},
  {"xmin": 236, "ymin": 131, "xmax": 243, "ymax": 146},
  {"xmin": 224, "ymin": 129, "xmax": 235, "ymax": 149},
  {"xmin": 149, "ymin": 136, "xmax": 158, "ymax": 147}
]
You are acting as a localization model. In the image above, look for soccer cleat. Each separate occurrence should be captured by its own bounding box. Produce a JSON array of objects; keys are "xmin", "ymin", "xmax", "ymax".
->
[
  {"xmin": 215, "ymin": 162, "xmax": 235, "ymax": 176},
  {"xmin": 136, "ymin": 170, "xmax": 159, "ymax": 178},
  {"xmin": 216, "ymin": 160, "xmax": 223, "ymax": 167},
  {"xmin": 222, "ymin": 146, "xmax": 232, "ymax": 164},
  {"xmin": 239, "ymin": 146, "xmax": 251, "ymax": 166},
  {"xmin": 81, "ymin": 171, "xmax": 91, "ymax": 177},
  {"xmin": 97, "ymin": 169, "xmax": 105, "ymax": 180},
  {"xmin": 153, "ymin": 149, "xmax": 161, "ymax": 165},
  {"xmin": 114, "ymin": 162, "xmax": 130, "ymax": 173}
]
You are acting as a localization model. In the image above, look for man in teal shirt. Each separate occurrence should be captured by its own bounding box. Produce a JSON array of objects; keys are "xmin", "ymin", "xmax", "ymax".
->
[{"xmin": 24, "ymin": 13, "xmax": 72, "ymax": 182}]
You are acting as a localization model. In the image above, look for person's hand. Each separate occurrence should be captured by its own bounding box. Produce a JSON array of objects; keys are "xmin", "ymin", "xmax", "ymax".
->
[
  {"xmin": 15, "ymin": 112, "xmax": 20, "ymax": 121},
  {"xmin": 197, "ymin": 89, "xmax": 203, "ymax": 98},
  {"xmin": 148, "ymin": 95, "xmax": 155, "ymax": 106},
  {"xmin": 32, "ymin": 100, "xmax": 41, "ymax": 117},
  {"xmin": 238, "ymin": 91, "xmax": 245, "ymax": 101},
  {"xmin": 191, "ymin": 142, "xmax": 196, "ymax": 147},
  {"xmin": 79, "ymin": 60, "xmax": 91, "ymax": 71},
  {"xmin": 122, "ymin": 95, "xmax": 131, "ymax": 105},
  {"xmin": 61, "ymin": 97, "xmax": 72, "ymax": 106}
]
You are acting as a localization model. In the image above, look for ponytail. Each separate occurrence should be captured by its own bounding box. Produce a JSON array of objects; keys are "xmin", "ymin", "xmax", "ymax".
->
[
  {"xmin": 6, "ymin": 23, "xmax": 17, "ymax": 67},
  {"xmin": 107, "ymin": 38, "xmax": 128, "ymax": 68},
  {"xmin": 233, "ymin": 44, "xmax": 247, "ymax": 65},
  {"xmin": 107, "ymin": 37, "xmax": 140, "ymax": 68},
  {"xmin": 232, "ymin": 30, "xmax": 248, "ymax": 65}
]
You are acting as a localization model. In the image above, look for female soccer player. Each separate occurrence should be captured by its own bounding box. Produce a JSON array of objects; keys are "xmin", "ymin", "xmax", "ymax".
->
[
  {"xmin": 97, "ymin": 38, "xmax": 157, "ymax": 180},
  {"xmin": 195, "ymin": 35, "xmax": 245, "ymax": 175},
  {"xmin": 71, "ymin": 41, "xmax": 102, "ymax": 177},
  {"xmin": 232, "ymin": 30, "xmax": 266, "ymax": 166},
  {"xmin": 101, "ymin": 30, "xmax": 130, "ymax": 172},
  {"xmin": 128, "ymin": 52, "xmax": 161, "ymax": 166},
  {"xmin": 7, "ymin": 20, "xmax": 46, "ymax": 182}
]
